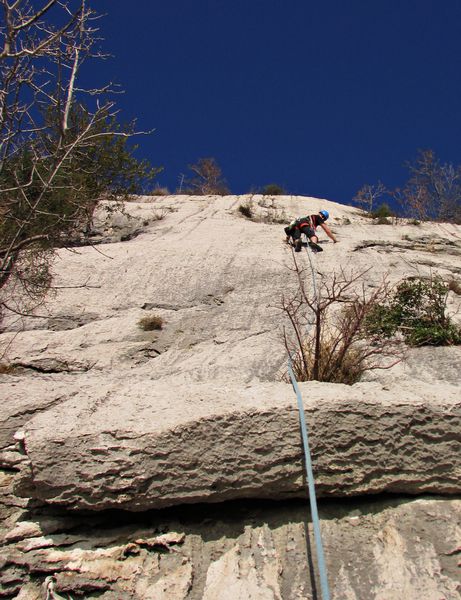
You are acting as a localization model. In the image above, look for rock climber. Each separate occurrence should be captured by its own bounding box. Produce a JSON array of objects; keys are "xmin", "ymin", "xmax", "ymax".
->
[{"xmin": 284, "ymin": 210, "xmax": 338, "ymax": 252}]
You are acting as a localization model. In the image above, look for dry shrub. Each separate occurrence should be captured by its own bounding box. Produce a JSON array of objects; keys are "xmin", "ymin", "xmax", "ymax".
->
[
  {"xmin": 146, "ymin": 186, "xmax": 170, "ymax": 196},
  {"xmin": 238, "ymin": 202, "xmax": 254, "ymax": 219},
  {"xmin": 281, "ymin": 257, "xmax": 402, "ymax": 384},
  {"xmin": 138, "ymin": 314, "xmax": 164, "ymax": 331},
  {"xmin": 0, "ymin": 363, "xmax": 16, "ymax": 375},
  {"xmin": 288, "ymin": 338, "xmax": 374, "ymax": 385},
  {"xmin": 256, "ymin": 197, "xmax": 288, "ymax": 223},
  {"xmin": 151, "ymin": 209, "xmax": 168, "ymax": 221},
  {"xmin": 238, "ymin": 197, "xmax": 287, "ymax": 224},
  {"xmin": 261, "ymin": 183, "xmax": 286, "ymax": 195}
]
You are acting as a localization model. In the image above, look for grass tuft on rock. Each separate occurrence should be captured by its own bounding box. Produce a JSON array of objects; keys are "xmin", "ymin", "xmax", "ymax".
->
[{"xmin": 138, "ymin": 315, "xmax": 164, "ymax": 331}]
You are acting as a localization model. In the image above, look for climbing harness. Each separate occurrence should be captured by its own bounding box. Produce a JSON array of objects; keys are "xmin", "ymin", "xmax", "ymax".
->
[{"xmin": 286, "ymin": 242, "xmax": 330, "ymax": 600}]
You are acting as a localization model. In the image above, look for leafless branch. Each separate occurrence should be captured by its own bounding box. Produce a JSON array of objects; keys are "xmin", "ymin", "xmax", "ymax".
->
[
  {"xmin": 0, "ymin": 0, "xmax": 155, "ymax": 327},
  {"xmin": 280, "ymin": 254, "xmax": 403, "ymax": 384}
]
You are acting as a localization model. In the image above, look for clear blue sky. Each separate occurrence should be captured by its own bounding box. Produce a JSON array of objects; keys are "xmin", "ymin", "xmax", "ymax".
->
[{"xmin": 94, "ymin": 0, "xmax": 461, "ymax": 203}]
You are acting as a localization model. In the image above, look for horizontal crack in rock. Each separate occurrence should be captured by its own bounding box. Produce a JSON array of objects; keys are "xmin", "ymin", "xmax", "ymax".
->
[
  {"xmin": 354, "ymin": 238, "xmax": 461, "ymax": 254},
  {"xmin": 14, "ymin": 359, "xmax": 93, "ymax": 374}
]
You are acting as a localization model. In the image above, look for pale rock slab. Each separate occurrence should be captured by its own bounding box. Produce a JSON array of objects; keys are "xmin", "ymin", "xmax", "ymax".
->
[
  {"xmin": 11, "ymin": 380, "xmax": 461, "ymax": 510},
  {"xmin": 1, "ymin": 195, "xmax": 461, "ymax": 598}
]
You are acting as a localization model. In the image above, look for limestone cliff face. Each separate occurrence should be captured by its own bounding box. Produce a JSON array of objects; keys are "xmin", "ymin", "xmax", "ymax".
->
[{"xmin": 1, "ymin": 195, "xmax": 460, "ymax": 599}]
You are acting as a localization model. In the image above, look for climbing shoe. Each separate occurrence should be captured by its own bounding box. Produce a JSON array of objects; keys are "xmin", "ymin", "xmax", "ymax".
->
[{"xmin": 308, "ymin": 241, "xmax": 323, "ymax": 253}]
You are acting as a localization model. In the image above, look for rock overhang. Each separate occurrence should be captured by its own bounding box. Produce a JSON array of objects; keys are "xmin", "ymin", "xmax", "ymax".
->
[{"xmin": 11, "ymin": 379, "xmax": 461, "ymax": 511}]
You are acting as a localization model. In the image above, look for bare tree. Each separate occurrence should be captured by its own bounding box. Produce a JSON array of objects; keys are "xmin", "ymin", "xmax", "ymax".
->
[
  {"xmin": 281, "ymin": 251, "xmax": 402, "ymax": 384},
  {"xmin": 395, "ymin": 149, "xmax": 461, "ymax": 223},
  {"xmin": 353, "ymin": 181, "xmax": 387, "ymax": 214},
  {"xmin": 0, "ymin": 1, "xmax": 155, "ymax": 323},
  {"xmin": 183, "ymin": 157, "xmax": 229, "ymax": 195},
  {"xmin": 356, "ymin": 150, "xmax": 461, "ymax": 224}
]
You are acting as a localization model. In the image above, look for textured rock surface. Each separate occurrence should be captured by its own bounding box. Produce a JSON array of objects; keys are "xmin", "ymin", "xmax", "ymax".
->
[
  {"xmin": 1, "ymin": 195, "xmax": 460, "ymax": 510},
  {"xmin": 1, "ymin": 495, "xmax": 460, "ymax": 599},
  {"xmin": 10, "ymin": 380, "xmax": 461, "ymax": 510},
  {"xmin": 1, "ymin": 195, "xmax": 461, "ymax": 597}
]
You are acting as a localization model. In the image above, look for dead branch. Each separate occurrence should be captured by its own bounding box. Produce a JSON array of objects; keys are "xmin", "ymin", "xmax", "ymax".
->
[
  {"xmin": 0, "ymin": 0, "xmax": 156, "ymax": 328},
  {"xmin": 280, "ymin": 254, "xmax": 402, "ymax": 384}
]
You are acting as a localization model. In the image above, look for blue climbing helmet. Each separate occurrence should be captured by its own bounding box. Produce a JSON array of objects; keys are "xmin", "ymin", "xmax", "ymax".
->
[{"xmin": 319, "ymin": 210, "xmax": 329, "ymax": 221}]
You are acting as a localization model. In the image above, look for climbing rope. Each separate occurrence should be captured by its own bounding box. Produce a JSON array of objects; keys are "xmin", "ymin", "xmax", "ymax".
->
[
  {"xmin": 287, "ymin": 242, "xmax": 330, "ymax": 600},
  {"xmin": 304, "ymin": 241, "xmax": 320, "ymax": 305}
]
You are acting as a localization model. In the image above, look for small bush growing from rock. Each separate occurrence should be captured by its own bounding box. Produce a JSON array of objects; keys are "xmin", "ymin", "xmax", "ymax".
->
[
  {"xmin": 239, "ymin": 197, "xmax": 287, "ymax": 224},
  {"xmin": 0, "ymin": 363, "xmax": 16, "ymax": 374},
  {"xmin": 138, "ymin": 315, "xmax": 164, "ymax": 331},
  {"xmin": 261, "ymin": 183, "xmax": 286, "ymax": 195},
  {"xmin": 262, "ymin": 210, "xmax": 288, "ymax": 224},
  {"xmin": 141, "ymin": 210, "xmax": 168, "ymax": 226},
  {"xmin": 152, "ymin": 209, "xmax": 168, "ymax": 221},
  {"xmin": 371, "ymin": 203, "xmax": 394, "ymax": 224},
  {"xmin": 147, "ymin": 186, "xmax": 170, "ymax": 196},
  {"xmin": 237, "ymin": 195, "xmax": 288, "ymax": 224},
  {"xmin": 238, "ymin": 202, "xmax": 254, "ymax": 219},
  {"xmin": 281, "ymin": 264, "xmax": 402, "ymax": 384},
  {"xmin": 365, "ymin": 276, "xmax": 461, "ymax": 346},
  {"xmin": 287, "ymin": 336, "xmax": 381, "ymax": 385}
]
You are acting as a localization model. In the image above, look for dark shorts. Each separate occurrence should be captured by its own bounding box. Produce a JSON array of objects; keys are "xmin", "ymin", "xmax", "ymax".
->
[{"xmin": 288, "ymin": 225, "xmax": 315, "ymax": 240}]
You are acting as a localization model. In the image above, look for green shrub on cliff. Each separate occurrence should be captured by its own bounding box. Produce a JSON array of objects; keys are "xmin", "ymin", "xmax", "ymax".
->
[{"xmin": 365, "ymin": 277, "xmax": 461, "ymax": 346}]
